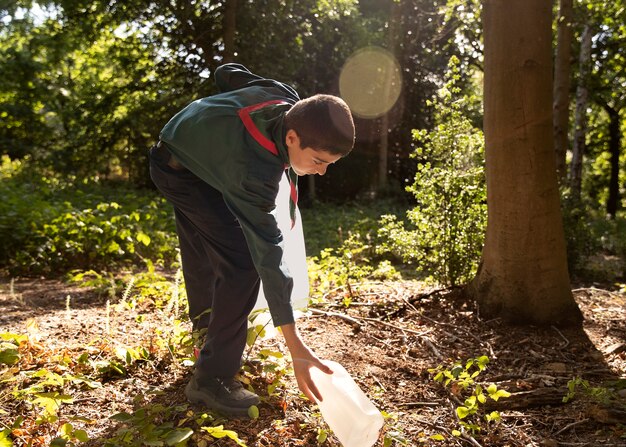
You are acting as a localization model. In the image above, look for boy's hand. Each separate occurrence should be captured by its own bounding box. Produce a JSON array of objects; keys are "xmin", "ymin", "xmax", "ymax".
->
[{"xmin": 280, "ymin": 323, "xmax": 333, "ymax": 402}]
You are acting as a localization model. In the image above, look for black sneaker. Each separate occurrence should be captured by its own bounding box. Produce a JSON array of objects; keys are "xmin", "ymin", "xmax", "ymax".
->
[{"xmin": 184, "ymin": 372, "xmax": 260, "ymax": 417}]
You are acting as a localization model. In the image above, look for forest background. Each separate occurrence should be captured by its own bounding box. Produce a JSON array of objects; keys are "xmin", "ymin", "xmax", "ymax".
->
[{"xmin": 1, "ymin": 0, "xmax": 626, "ymax": 446}]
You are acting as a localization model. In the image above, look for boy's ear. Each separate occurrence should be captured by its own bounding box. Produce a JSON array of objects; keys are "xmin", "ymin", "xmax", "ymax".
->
[{"xmin": 286, "ymin": 129, "xmax": 300, "ymax": 148}]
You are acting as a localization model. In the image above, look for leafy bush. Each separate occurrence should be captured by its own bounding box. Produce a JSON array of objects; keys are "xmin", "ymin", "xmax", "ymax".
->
[
  {"xmin": 0, "ymin": 156, "xmax": 178, "ymax": 275},
  {"xmin": 561, "ymin": 192, "xmax": 626, "ymax": 281},
  {"xmin": 307, "ymin": 233, "xmax": 381, "ymax": 300},
  {"xmin": 560, "ymin": 193, "xmax": 599, "ymax": 277},
  {"xmin": 376, "ymin": 57, "xmax": 487, "ymax": 286},
  {"xmin": 302, "ymin": 200, "xmax": 406, "ymax": 299},
  {"xmin": 300, "ymin": 198, "xmax": 408, "ymax": 257}
]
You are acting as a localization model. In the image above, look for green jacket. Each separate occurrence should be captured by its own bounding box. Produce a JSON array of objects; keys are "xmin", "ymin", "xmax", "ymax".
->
[{"xmin": 159, "ymin": 64, "xmax": 300, "ymax": 327}]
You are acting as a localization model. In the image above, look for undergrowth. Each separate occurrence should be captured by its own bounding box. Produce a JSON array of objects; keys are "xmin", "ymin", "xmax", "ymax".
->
[
  {"xmin": 0, "ymin": 156, "xmax": 178, "ymax": 276},
  {"xmin": 0, "ymin": 248, "xmax": 407, "ymax": 447}
]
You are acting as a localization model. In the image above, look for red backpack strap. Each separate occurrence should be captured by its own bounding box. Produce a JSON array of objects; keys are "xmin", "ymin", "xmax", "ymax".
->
[{"xmin": 238, "ymin": 100, "xmax": 289, "ymax": 155}]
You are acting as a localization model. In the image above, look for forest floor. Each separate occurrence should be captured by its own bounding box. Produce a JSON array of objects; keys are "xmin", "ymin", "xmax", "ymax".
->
[{"xmin": 1, "ymin": 274, "xmax": 625, "ymax": 447}]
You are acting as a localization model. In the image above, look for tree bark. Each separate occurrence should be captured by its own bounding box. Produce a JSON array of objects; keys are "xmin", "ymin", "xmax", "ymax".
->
[
  {"xmin": 222, "ymin": 0, "xmax": 237, "ymax": 63},
  {"xmin": 468, "ymin": 0, "xmax": 582, "ymax": 326},
  {"xmin": 569, "ymin": 24, "xmax": 592, "ymax": 200},
  {"xmin": 604, "ymin": 104, "xmax": 621, "ymax": 218},
  {"xmin": 553, "ymin": 0, "xmax": 573, "ymax": 182}
]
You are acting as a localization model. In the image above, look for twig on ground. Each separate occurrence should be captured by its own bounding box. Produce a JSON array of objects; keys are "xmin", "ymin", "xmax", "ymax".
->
[
  {"xmin": 309, "ymin": 307, "xmax": 443, "ymax": 360},
  {"xmin": 330, "ymin": 298, "xmax": 376, "ymax": 305},
  {"xmin": 462, "ymin": 432, "xmax": 484, "ymax": 447},
  {"xmin": 370, "ymin": 334, "xmax": 403, "ymax": 353},
  {"xmin": 571, "ymin": 287, "xmax": 623, "ymax": 297},
  {"xmin": 413, "ymin": 417, "xmax": 454, "ymax": 435},
  {"xmin": 308, "ymin": 308, "xmax": 363, "ymax": 327},
  {"xmin": 408, "ymin": 285, "xmax": 462, "ymax": 306},
  {"xmin": 551, "ymin": 325, "xmax": 570, "ymax": 349},
  {"xmin": 421, "ymin": 336, "xmax": 443, "ymax": 360},
  {"xmin": 446, "ymin": 400, "xmax": 483, "ymax": 447},
  {"xmin": 321, "ymin": 284, "xmax": 354, "ymax": 301},
  {"xmin": 419, "ymin": 313, "xmax": 496, "ymax": 358},
  {"xmin": 414, "ymin": 417, "xmax": 465, "ymax": 446},
  {"xmin": 397, "ymin": 401, "xmax": 441, "ymax": 408},
  {"xmin": 309, "ymin": 307, "xmax": 432, "ymax": 336},
  {"xmin": 557, "ymin": 444, "xmax": 623, "ymax": 447},
  {"xmin": 369, "ymin": 371, "xmax": 386, "ymax": 392},
  {"xmin": 357, "ymin": 315, "xmax": 433, "ymax": 337},
  {"xmin": 553, "ymin": 418, "xmax": 590, "ymax": 436},
  {"xmin": 400, "ymin": 294, "xmax": 421, "ymax": 314}
]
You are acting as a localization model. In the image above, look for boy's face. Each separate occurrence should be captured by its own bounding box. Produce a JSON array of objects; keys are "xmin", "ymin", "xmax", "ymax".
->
[{"xmin": 286, "ymin": 130, "xmax": 341, "ymax": 176}]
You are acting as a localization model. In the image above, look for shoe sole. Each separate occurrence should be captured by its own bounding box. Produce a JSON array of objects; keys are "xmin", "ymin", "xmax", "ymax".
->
[{"xmin": 184, "ymin": 381, "xmax": 259, "ymax": 417}]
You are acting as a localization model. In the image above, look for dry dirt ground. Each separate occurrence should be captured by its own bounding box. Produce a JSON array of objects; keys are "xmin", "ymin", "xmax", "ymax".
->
[{"xmin": 1, "ymin": 276, "xmax": 625, "ymax": 447}]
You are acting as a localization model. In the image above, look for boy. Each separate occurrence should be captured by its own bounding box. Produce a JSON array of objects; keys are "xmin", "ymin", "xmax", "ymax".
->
[{"xmin": 149, "ymin": 63, "xmax": 355, "ymax": 416}]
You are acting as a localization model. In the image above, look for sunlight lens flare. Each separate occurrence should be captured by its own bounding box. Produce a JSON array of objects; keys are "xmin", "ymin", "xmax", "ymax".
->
[{"xmin": 339, "ymin": 47, "xmax": 402, "ymax": 119}]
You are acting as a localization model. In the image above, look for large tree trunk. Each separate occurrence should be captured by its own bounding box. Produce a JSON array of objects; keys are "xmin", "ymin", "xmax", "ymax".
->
[
  {"xmin": 569, "ymin": 24, "xmax": 592, "ymax": 200},
  {"xmin": 604, "ymin": 104, "xmax": 621, "ymax": 218},
  {"xmin": 468, "ymin": 0, "xmax": 582, "ymax": 326},
  {"xmin": 222, "ymin": 0, "xmax": 237, "ymax": 63},
  {"xmin": 553, "ymin": 0, "xmax": 573, "ymax": 182}
]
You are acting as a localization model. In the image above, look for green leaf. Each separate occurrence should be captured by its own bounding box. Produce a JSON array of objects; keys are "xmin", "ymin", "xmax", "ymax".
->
[
  {"xmin": 0, "ymin": 333, "xmax": 27, "ymax": 343},
  {"xmin": 49, "ymin": 438, "xmax": 68, "ymax": 447},
  {"xmin": 0, "ymin": 429, "xmax": 13, "ymax": 447},
  {"xmin": 456, "ymin": 406, "xmax": 470, "ymax": 419},
  {"xmin": 69, "ymin": 374, "xmax": 102, "ymax": 389},
  {"xmin": 430, "ymin": 434, "xmax": 446, "ymax": 441},
  {"xmin": 476, "ymin": 356, "xmax": 489, "ymax": 368},
  {"xmin": 317, "ymin": 429, "xmax": 328, "ymax": 443},
  {"xmin": 32, "ymin": 393, "xmax": 73, "ymax": 415},
  {"xmin": 164, "ymin": 428, "xmax": 193, "ymax": 445},
  {"xmin": 136, "ymin": 232, "xmax": 151, "ymax": 246},
  {"xmin": 491, "ymin": 389, "xmax": 511, "ymax": 401},
  {"xmin": 258, "ymin": 349, "xmax": 283, "ymax": 359},
  {"xmin": 486, "ymin": 411, "xmax": 501, "ymax": 422},
  {"xmin": 201, "ymin": 426, "xmax": 247, "ymax": 447},
  {"xmin": 110, "ymin": 412, "xmax": 134, "ymax": 422},
  {"xmin": 60, "ymin": 423, "xmax": 73, "ymax": 436},
  {"xmin": 0, "ymin": 348, "xmax": 19, "ymax": 365},
  {"xmin": 450, "ymin": 364, "xmax": 463, "ymax": 378},
  {"xmin": 247, "ymin": 405, "xmax": 259, "ymax": 419},
  {"xmin": 74, "ymin": 430, "xmax": 89, "ymax": 442}
]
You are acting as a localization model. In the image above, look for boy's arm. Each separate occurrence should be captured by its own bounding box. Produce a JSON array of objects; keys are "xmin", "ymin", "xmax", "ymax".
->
[
  {"xmin": 214, "ymin": 63, "xmax": 265, "ymax": 92},
  {"xmin": 281, "ymin": 323, "xmax": 333, "ymax": 402},
  {"xmin": 214, "ymin": 63, "xmax": 300, "ymax": 100}
]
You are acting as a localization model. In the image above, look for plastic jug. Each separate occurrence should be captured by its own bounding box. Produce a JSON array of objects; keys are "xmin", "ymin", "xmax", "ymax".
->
[
  {"xmin": 310, "ymin": 361, "xmax": 384, "ymax": 447},
  {"xmin": 254, "ymin": 174, "xmax": 309, "ymax": 313}
]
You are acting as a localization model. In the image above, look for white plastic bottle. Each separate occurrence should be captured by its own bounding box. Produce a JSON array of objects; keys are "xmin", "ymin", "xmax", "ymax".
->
[{"xmin": 310, "ymin": 361, "xmax": 384, "ymax": 447}]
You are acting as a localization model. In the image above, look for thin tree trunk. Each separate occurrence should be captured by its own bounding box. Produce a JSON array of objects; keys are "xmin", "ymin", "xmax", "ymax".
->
[
  {"xmin": 553, "ymin": 0, "xmax": 573, "ymax": 182},
  {"xmin": 222, "ymin": 0, "xmax": 237, "ymax": 63},
  {"xmin": 379, "ymin": 118, "xmax": 389, "ymax": 191},
  {"xmin": 468, "ymin": 0, "xmax": 582, "ymax": 326},
  {"xmin": 569, "ymin": 24, "xmax": 592, "ymax": 199},
  {"xmin": 379, "ymin": 2, "xmax": 401, "ymax": 192},
  {"xmin": 604, "ymin": 104, "xmax": 621, "ymax": 218},
  {"xmin": 307, "ymin": 175, "xmax": 316, "ymax": 202}
]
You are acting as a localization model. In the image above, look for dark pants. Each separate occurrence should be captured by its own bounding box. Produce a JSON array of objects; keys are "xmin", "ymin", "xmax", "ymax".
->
[{"xmin": 149, "ymin": 143, "xmax": 261, "ymax": 378}]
